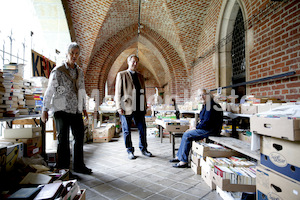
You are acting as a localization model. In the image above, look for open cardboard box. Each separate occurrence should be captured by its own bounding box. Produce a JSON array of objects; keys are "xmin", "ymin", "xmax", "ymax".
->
[
  {"xmin": 250, "ymin": 116, "xmax": 300, "ymax": 141},
  {"xmin": 192, "ymin": 141, "xmax": 239, "ymax": 158},
  {"xmin": 211, "ymin": 170, "xmax": 256, "ymax": 192}
]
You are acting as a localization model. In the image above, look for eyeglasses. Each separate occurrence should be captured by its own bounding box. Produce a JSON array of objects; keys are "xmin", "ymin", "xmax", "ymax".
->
[{"xmin": 199, "ymin": 93, "xmax": 208, "ymax": 97}]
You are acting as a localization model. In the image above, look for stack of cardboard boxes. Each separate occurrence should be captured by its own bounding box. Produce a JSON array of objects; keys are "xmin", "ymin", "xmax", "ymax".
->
[
  {"xmin": 191, "ymin": 141, "xmax": 257, "ymax": 199},
  {"xmin": 0, "ymin": 124, "xmax": 42, "ymax": 172},
  {"xmin": 251, "ymin": 114, "xmax": 300, "ymax": 200}
]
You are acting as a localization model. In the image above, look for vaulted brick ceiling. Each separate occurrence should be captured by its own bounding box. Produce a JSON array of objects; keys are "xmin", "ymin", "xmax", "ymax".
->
[{"xmin": 62, "ymin": 0, "xmax": 210, "ymax": 97}]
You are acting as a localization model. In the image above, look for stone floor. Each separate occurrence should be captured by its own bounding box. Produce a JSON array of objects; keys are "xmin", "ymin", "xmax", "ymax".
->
[{"xmin": 72, "ymin": 129, "xmax": 223, "ymax": 200}]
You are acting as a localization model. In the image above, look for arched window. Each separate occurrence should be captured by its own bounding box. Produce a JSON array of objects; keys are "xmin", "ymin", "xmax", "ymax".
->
[
  {"xmin": 231, "ymin": 8, "xmax": 246, "ymax": 100},
  {"xmin": 218, "ymin": 0, "xmax": 247, "ymax": 100}
]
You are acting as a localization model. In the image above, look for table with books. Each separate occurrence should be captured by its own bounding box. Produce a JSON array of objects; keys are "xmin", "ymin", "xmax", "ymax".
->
[{"xmin": 155, "ymin": 118, "xmax": 190, "ymax": 157}]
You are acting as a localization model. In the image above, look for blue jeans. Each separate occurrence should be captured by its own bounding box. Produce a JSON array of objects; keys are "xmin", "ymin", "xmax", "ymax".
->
[
  {"xmin": 177, "ymin": 129, "xmax": 209, "ymax": 162},
  {"xmin": 120, "ymin": 112, "xmax": 147, "ymax": 153}
]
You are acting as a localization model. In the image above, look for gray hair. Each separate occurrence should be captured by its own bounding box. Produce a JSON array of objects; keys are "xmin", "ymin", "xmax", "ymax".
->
[
  {"xmin": 67, "ymin": 42, "xmax": 80, "ymax": 54},
  {"xmin": 127, "ymin": 54, "xmax": 139, "ymax": 63},
  {"xmin": 198, "ymin": 88, "xmax": 213, "ymax": 98}
]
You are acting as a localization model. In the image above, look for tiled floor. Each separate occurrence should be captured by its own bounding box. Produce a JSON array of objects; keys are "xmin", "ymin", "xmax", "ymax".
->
[{"xmin": 72, "ymin": 129, "xmax": 223, "ymax": 200}]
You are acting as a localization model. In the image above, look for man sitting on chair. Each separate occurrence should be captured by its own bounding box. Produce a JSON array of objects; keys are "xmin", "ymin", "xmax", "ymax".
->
[{"xmin": 170, "ymin": 89, "xmax": 223, "ymax": 168}]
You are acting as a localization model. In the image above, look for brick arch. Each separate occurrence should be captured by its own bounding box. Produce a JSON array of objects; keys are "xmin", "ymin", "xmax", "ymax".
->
[
  {"xmin": 216, "ymin": 0, "xmax": 248, "ymax": 96},
  {"xmin": 141, "ymin": 25, "xmax": 191, "ymax": 103},
  {"xmin": 85, "ymin": 25, "xmax": 138, "ymax": 98},
  {"xmin": 85, "ymin": 24, "xmax": 190, "ymax": 103},
  {"xmin": 106, "ymin": 37, "xmax": 171, "ymax": 97}
]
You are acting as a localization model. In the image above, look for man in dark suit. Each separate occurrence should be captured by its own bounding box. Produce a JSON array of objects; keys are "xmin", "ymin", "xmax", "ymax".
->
[
  {"xmin": 115, "ymin": 54, "xmax": 152, "ymax": 160},
  {"xmin": 170, "ymin": 89, "xmax": 223, "ymax": 168}
]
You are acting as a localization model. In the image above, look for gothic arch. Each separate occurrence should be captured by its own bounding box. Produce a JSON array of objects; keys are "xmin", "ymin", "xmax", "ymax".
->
[{"xmin": 216, "ymin": 0, "xmax": 248, "ymax": 95}]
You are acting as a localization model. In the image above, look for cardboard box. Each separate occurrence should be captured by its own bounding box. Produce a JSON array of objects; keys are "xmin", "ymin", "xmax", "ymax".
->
[
  {"xmin": 1, "ymin": 137, "xmax": 42, "ymax": 157},
  {"xmin": 191, "ymin": 152, "xmax": 201, "ymax": 166},
  {"xmin": 211, "ymin": 169, "xmax": 256, "ymax": 192},
  {"xmin": 3, "ymin": 127, "xmax": 42, "ymax": 139},
  {"xmin": 257, "ymin": 104, "xmax": 271, "ymax": 113},
  {"xmin": 257, "ymin": 103, "xmax": 282, "ymax": 113},
  {"xmin": 0, "ymin": 147, "xmax": 6, "ymax": 174},
  {"xmin": 145, "ymin": 116, "xmax": 156, "ymax": 122},
  {"xmin": 5, "ymin": 142, "xmax": 24, "ymax": 172},
  {"xmin": 192, "ymin": 141, "xmax": 239, "ymax": 158},
  {"xmin": 219, "ymin": 103, "xmax": 227, "ymax": 112},
  {"xmin": 62, "ymin": 180, "xmax": 80, "ymax": 200},
  {"xmin": 191, "ymin": 161, "xmax": 201, "ymax": 175},
  {"xmin": 78, "ymin": 189, "xmax": 86, "ymax": 200},
  {"xmin": 24, "ymin": 136, "xmax": 42, "ymax": 157},
  {"xmin": 238, "ymin": 132, "xmax": 251, "ymax": 144},
  {"xmin": 241, "ymin": 104, "xmax": 258, "ymax": 114},
  {"xmin": 260, "ymin": 136, "xmax": 300, "ymax": 182},
  {"xmin": 230, "ymin": 104, "xmax": 241, "ymax": 114},
  {"xmin": 201, "ymin": 158, "xmax": 216, "ymax": 190},
  {"xmin": 256, "ymin": 165, "xmax": 300, "ymax": 200},
  {"xmin": 165, "ymin": 125, "xmax": 189, "ymax": 132},
  {"xmin": 216, "ymin": 186, "xmax": 244, "ymax": 200},
  {"xmin": 250, "ymin": 115, "xmax": 300, "ymax": 141},
  {"xmin": 93, "ymin": 124, "xmax": 115, "ymax": 142},
  {"xmin": 226, "ymin": 103, "xmax": 241, "ymax": 113}
]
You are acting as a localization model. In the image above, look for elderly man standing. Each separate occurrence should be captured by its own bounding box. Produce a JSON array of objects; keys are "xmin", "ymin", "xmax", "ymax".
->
[{"xmin": 115, "ymin": 54, "xmax": 152, "ymax": 160}]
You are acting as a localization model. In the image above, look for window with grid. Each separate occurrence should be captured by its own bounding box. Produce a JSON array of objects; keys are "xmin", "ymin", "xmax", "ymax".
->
[{"xmin": 231, "ymin": 8, "xmax": 246, "ymax": 98}]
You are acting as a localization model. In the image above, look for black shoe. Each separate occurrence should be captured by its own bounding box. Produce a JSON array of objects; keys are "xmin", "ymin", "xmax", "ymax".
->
[
  {"xmin": 142, "ymin": 150, "xmax": 152, "ymax": 157},
  {"xmin": 74, "ymin": 166, "xmax": 92, "ymax": 174},
  {"xmin": 172, "ymin": 163, "xmax": 188, "ymax": 168},
  {"xmin": 169, "ymin": 158, "xmax": 180, "ymax": 163},
  {"xmin": 128, "ymin": 152, "xmax": 136, "ymax": 160}
]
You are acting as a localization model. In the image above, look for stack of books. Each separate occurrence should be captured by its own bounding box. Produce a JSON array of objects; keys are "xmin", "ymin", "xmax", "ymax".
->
[{"xmin": 1, "ymin": 71, "xmax": 19, "ymax": 117}]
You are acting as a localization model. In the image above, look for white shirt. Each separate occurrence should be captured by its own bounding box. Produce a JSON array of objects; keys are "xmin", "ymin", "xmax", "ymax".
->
[{"xmin": 43, "ymin": 62, "xmax": 86, "ymax": 114}]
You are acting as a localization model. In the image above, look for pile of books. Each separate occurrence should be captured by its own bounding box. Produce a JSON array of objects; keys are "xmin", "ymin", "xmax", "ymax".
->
[{"xmin": 0, "ymin": 71, "xmax": 20, "ymax": 117}]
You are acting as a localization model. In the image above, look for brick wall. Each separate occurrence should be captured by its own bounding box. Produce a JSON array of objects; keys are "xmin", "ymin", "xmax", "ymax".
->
[
  {"xmin": 248, "ymin": 0, "xmax": 300, "ymax": 101},
  {"xmin": 191, "ymin": 0, "xmax": 222, "ymax": 98},
  {"xmin": 66, "ymin": 0, "xmax": 299, "ymax": 103},
  {"xmin": 192, "ymin": 0, "xmax": 299, "ymax": 102}
]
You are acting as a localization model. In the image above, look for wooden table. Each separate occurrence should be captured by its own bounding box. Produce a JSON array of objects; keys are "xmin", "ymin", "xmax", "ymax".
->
[{"xmin": 155, "ymin": 118, "xmax": 190, "ymax": 157}]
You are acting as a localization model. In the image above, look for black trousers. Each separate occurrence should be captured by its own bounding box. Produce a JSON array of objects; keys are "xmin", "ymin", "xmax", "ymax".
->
[{"xmin": 53, "ymin": 111, "xmax": 85, "ymax": 169}]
